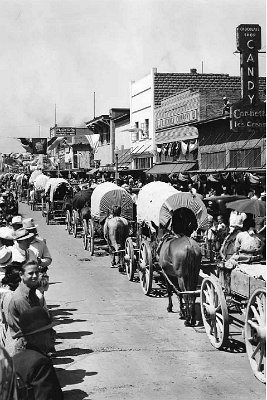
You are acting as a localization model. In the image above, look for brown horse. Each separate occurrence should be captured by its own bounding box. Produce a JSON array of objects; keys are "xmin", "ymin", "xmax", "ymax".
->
[{"xmin": 159, "ymin": 207, "xmax": 202, "ymax": 326}]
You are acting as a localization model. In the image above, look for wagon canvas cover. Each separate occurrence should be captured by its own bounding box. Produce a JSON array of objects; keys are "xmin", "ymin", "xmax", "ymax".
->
[
  {"xmin": 137, "ymin": 182, "xmax": 208, "ymax": 229},
  {"xmin": 91, "ymin": 182, "xmax": 133, "ymax": 221}
]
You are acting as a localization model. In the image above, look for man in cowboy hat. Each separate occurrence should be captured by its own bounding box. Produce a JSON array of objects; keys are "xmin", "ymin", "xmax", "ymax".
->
[
  {"xmin": 11, "ymin": 215, "xmax": 23, "ymax": 231},
  {"xmin": 0, "ymin": 226, "xmax": 15, "ymax": 248},
  {"xmin": 22, "ymin": 218, "xmax": 52, "ymax": 269},
  {"xmin": 11, "ymin": 228, "xmax": 37, "ymax": 264},
  {"xmin": 12, "ymin": 307, "xmax": 63, "ymax": 400},
  {"xmin": 0, "ymin": 245, "xmax": 13, "ymax": 281}
]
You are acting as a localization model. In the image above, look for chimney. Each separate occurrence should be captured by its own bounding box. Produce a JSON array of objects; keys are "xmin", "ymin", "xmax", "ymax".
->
[{"xmin": 190, "ymin": 68, "xmax": 197, "ymax": 74}]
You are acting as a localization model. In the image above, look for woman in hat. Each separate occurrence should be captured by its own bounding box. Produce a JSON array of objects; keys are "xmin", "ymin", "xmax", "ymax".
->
[{"xmin": 13, "ymin": 307, "xmax": 63, "ymax": 400}]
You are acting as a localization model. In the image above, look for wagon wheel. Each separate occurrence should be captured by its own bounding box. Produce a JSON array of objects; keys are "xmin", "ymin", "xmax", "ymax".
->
[
  {"xmin": 244, "ymin": 288, "xmax": 266, "ymax": 384},
  {"xmin": 66, "ymin": 210, "xmax": 72, "ymax": 234},
  {"xmin": 200, "ymin": 276, "xmax": 229, "ymax": 349},
  {"xmin": 82, "ymin": 219, "xmax": 88, "ymax": 250},
  {"xmin": 124, "ymin": 237, "xmax": 135, "ymax": 281},
  {"xmin": 87, "ymin": 219, "xmax": 94, "ymax": 256},
  {"xmin": 72, "ymin": 211, "xmax": 77, "ymax": 238},
  {"xmin": 138, "ymin": 240, "xmax": 153, "ymax": 295}
]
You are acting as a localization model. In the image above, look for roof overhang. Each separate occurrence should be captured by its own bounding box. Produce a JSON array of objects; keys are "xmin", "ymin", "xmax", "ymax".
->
[{"xmin": 146, "ymin": 162, "xmax": 196, "ymax": 175}]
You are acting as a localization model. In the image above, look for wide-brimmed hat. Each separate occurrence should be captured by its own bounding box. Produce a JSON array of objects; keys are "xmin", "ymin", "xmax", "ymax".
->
[
  {"xmin": 11, "ymin": 216, "xmax": 23, "ymax": 226},
  {"xmin": 0, "ymin": 246, "xmax": 13, "ymax": 266},
  {"xmin": 0, "ymin": 227, "xmax": 15, "ymax": 240},
  {"xmin": 14, "ymin": 228, "xmax": 34, "ymax": 241},
  {"xmin": 13, "ymin": 307, "xmax": 58, "ymax": 339},
  {"xmin": 23, "ymin": 218, "xmax": 38, "ymax": 230}
]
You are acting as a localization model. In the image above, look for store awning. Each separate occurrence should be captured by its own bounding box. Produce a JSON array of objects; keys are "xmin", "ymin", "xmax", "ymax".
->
[
  {"xmin": 87, "ymin": 168, "xmax": 99, "ymax": 175},
  {"xmin": 156, "ymin": 126, "xmax": 198, "ymax": 144},
  {"xmin": 146, "ymin": 162, "xmax": 196, "ymax": 175}
]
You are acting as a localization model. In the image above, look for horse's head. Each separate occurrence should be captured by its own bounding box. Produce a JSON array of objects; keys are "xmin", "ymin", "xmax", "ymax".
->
[{"xmin": 172, "ymin": 207, "xmax": 197, "ymax": 237}]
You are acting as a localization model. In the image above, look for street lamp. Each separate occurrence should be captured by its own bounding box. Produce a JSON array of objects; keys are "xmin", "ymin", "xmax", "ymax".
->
[{"xmin": 114, "ymin": 147, "xmax": 119, "ymax": 185}]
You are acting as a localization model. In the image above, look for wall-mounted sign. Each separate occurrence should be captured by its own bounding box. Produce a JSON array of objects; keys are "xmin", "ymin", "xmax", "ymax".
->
[
  {"xmin": 231, "ymin": 24, "xmax": 266, "ymax": 132},
  {"xmin": 155, "ymin": 91, "xmax": 199, "ymax": 130},
  {"xmin": 51, "ymin": 127, "xmax": 76, "ymax": 136}
]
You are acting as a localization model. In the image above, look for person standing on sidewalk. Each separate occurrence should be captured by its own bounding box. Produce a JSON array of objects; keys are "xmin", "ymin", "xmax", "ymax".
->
[
  {"xmin": 8, "ymin": 260, "xmax": 41, "ymax": 355},
  {"xmin": 11, "ymin": 228, "xmax": 36, "ymax": 264},
  {"xmin": 13, "ymin": 307, "xmax": 63, "ymax": 400},
  {"xmin": 22, "ymin": 218, "xmax": 52, "ymax": 269}
]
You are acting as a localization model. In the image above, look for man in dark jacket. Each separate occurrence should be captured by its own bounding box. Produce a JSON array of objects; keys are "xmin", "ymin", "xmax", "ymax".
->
[{"xmin": 12, "ymin": 307, "xmax": 63, "ymax": 400}]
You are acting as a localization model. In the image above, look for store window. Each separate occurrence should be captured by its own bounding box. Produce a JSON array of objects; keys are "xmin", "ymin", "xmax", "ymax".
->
[
  {"xmin": 134, "ymin": 157, "xmax": 153, "ymax": 169},
  {"xmin": 201, "ymin": 151, "xmax": 226, "ymax": 169},
  {"xmin": 229, "ymin": 148, "xmax": 261, "ymax": 168}
]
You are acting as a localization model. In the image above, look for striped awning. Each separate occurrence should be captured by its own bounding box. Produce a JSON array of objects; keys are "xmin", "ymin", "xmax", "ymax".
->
[
  {"xmin": 146, "ymin": 162, "xmax": 196, "ymax": 175},
  {"xmin": 156, "ymin": 126, "xmax": 198, "ymax": 144}
]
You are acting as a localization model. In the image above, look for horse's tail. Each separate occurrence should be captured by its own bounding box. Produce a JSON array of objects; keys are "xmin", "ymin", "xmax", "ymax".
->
[{"xmin": 186, "ymin": 237, "xmax": 201, "ymax": 291}]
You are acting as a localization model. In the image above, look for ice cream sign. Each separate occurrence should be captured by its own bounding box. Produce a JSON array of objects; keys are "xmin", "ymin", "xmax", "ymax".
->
[{"xmin": 231, "ymin": 24, "xmax": 266, "ymax": 132}]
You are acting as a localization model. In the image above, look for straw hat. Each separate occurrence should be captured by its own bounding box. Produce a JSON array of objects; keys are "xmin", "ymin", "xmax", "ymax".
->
[
  {"xmin": 23, "ymin": 218, "xmax": 38, "ymax": 230},
  {"xmin": 14, "ymin": 307, "xmax": 58, "ymax": 338},
  {"xmin": 0, "ymin": 246, "xmax": 13, "ymax": 266},
  {"xmin": 0, "ymin": 227, "xmax": 15, "ymax": 240},
  {"xmin": 14, "ymin": 228, "xmax": 34, "ymax": 241},
  {"xmin": 11, "ymin": 216, "xmax": 23, "ymax": 226}
]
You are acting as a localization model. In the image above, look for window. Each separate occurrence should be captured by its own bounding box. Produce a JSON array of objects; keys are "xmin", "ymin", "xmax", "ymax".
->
[
  {"xmin": 134, "ymin": 157, "xmax": 153, "ymax": 169},
  {"xmin": 229, "ymin": 148, "xmax": 261, "ymax": 168},
  {"xmin": 201, "ymin": 151, "xmax": 226, "ymax": 169}
]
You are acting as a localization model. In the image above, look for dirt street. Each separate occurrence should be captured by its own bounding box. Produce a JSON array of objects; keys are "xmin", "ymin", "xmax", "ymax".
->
[{"xmin": 19, "ymin": 203, "xmax": 265, "ymax": 400}]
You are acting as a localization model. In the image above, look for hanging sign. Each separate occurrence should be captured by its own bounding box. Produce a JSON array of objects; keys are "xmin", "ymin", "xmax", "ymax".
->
[{"xmin": 231, "ymin": 24, "xmax": 266, "ymax": 132}]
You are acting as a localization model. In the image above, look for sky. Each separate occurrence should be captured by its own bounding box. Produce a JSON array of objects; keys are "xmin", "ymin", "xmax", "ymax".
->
[{"xmin": 0, "ymin": 0, "xmax": 266, "ymax": 153}]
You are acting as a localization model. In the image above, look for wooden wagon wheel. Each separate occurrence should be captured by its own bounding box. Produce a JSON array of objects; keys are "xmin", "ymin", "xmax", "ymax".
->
[
  {"xmin": 72, "ymin": 210, "xmax": 78, "ymax": 238},
  {"xmin": 124, "ymin": 237, "xmax": 135, "ymax": 281},
  {"xmin": 138, "ymin": 239, "xmax": 153, "ymax": 295},
  {"xmin": 82, "ymin": 219, "xmax": 88, "ymax": 250},
  {"xmin": 66, "ymin": 210, "xmax": 72, "ymax": 234},
  {"xmin": 87, "ymin": 219, "xmax": 94, "ymax": 256},
  {"xmin": 200, "ymin": 276, "xmax": 229, "ymax": 349},
  {"xmin": 244, "ymin": 287, "xmax": 266, "ymax": 384}
]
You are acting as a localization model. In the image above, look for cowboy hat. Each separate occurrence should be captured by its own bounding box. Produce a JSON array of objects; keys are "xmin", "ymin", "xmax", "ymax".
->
[
  {"xmin": 11, "ymin": 216, "xmax": 23, "ymax": 225},
  {"xmin": 0, "ymin": 246, "xmax": 13, "ymax": 266},
  {"xmin": 13, "ymin": 307, "xmax": 58, "ymax": 339},
  {"xmin": 22, "ymin": 218, "xmax": 38, "ymax": 230},
  {"xmin": 0, "ymin": 227, "xmax": 15, "ymax": 240},
  {"xmin": 14, "ymin": 228, "xmax": 34, "ymax": 241}
]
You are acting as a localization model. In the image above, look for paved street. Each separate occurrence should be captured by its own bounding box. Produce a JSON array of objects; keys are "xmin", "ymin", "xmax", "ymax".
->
[{"xmin": 19, "ymin": 202, "xmax": 265, "ymax": 400}]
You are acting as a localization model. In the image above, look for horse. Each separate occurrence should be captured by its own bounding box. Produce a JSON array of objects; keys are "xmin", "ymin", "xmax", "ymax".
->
[
  {"xmin": 104, "ymin": 213, "xmax": 129, "ymax": 272},
  {"xmin": 159, "ymin": 207, "xmax": 202, "ymax": 326}
]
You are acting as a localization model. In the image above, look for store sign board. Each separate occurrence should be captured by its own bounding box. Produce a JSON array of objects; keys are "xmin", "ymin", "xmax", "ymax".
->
[
  {"xmin": 51, "ymin": 127, "xmax": 76, "ymax": 136},
  {"xmin": 231, "ymin": 24, "xmax": 265, "ymax": 132},
  {"xmin": 155, "ymin": 92, "xmax": 199, "ymax": 130}
]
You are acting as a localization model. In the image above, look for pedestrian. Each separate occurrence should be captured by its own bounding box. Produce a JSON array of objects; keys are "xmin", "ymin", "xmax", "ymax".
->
[
  {"xmin": 11, "ymin": 228, "xmax": 37, "ymax": 264},
  {"xmin": 22, "ymin": 218, "xmax": 52, "ymax": 269},
  {"xmin": 10, "ymin": 216, "xmax": 23, "ymax": 232},
  {"xmin": 12, "ymin": 307, "xmax": 63, "ymax": 400},
  {"xmin": 0, "ymin": 226, "xmax": 15, "ymax": 248},
  {"xmin": 0, "ymin": 261, "xmax": 22, "ymax": 354},
  {"xmin": 8, "ymin": 260, "xmax": 41, "ymax": 349}
]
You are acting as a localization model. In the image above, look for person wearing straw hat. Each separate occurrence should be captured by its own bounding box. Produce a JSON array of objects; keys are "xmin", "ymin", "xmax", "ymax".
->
[
  {"xmin": 0, "ymin": 226, "xmax": 15, "ymax": 248},
  {"xmin": 11, "ymin": 228, "xmax": 37, "ymax": 265},
  {"xmin": 0, "ymin": 245, "xmax": 13, "ymax": 283},
  {"xmin": 12, "ymin": 307, "xmax": 63, "ymax": 400},
  {"xmin": 10, "ymin": 216, "xmax": 23, "ymax": 232},
  {"xmin": 22, "ymin": 218, "xmax": 52, "ymax": 269}
]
